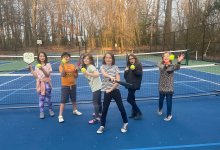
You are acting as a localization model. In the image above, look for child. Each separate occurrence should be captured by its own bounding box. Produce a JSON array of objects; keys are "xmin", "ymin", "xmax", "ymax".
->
[
  {"xmin": 81, "ymin": 53, "xmax": 102, "ymax": 124},
  {"xmin": 124, "ymin": 54, "xmax": 143, "ymax": 120},
  {"xmin": 158, "ymin": 52, "xmax": 184, "ymax": 121},
  {"xmin": 58, "ymin": 52, "xmax": 82, "ymax": 123},
  {"xmin": 29, "ymin": 52, "xmax": 54, "ymax": 119},
  {"xmin": 96, "ymin": 52, "xmax": 128, "ymax": 134}
]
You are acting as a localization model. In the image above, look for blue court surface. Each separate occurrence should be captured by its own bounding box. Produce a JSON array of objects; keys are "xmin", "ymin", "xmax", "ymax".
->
[
  {"xmin": 0, "ymin": 63, "xmax": 220, "ymax": 105},
  {"xmin": 0, "ymin": 96, "xmax": 220, "ymax": 150},
  {"xmin": 0, "ymin": 61, "xmax": 220, "ymax": 150}
]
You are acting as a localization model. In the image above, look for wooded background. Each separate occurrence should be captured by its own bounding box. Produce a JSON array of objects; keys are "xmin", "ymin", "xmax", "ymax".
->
[{"xmin": 0, "ymin": 0, "xmax": 219, "ymax": 61}]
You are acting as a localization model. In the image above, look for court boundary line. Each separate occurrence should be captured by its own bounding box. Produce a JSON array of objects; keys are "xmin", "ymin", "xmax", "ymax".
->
[
  {"xmin": 0, "ymin": 80, "xmax": 35, "ymax": 102},
  {"xmin": 176, "ymin": 72, "xmax": 220, "ymax": 86},
  {"xmin": 124, "ymin": 142, "xmax": 220, "ymax": 150},
  {"xmin": 0, "ymin": 93, "xmax": 217, "ymax": 110}
]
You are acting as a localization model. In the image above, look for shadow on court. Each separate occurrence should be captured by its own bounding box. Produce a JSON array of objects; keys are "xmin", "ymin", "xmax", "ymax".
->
[{"xmin": 0, "ymin": 95, "xmax": 220, "ymax": 150}]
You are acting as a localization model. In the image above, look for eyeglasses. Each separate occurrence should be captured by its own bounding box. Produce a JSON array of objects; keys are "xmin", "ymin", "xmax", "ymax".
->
[{"xmin": 129, "ymin": 58, "xmax": 134, "ymax": 60}]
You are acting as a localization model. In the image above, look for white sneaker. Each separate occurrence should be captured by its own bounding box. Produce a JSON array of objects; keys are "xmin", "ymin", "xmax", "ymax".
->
[
  {"xmin": 58, "ymin": 115, "xmax": 64, "ymax": 123},
  {"xmin": 164, "ymin": 115, "xmax": 172, "ymax": 121},
  {"xmin": 121, "ymin": 123, "xmax": 128, "ymax": 133},
  {"xmin": 97, "ymin": 126, "xmax": 105, "ymax": 134},
  {"xmin": 157, "ymin": 110, "xmax": 163, "ymax": 116},
  {"xmin": 49, "ymin": 110, "xmax": 55, "ymax": 117},
  {"xmin": 40, "ymin": 112, "xmax": 45, "ymax": 119},
  {"xmin": 73, "ymin": 110, "xmax": 82, "ymax": 116}
]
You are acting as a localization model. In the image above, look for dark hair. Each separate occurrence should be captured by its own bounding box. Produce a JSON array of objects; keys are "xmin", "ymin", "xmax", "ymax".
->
[
  {"xmin": 82, "ymin": 53, "xmax": 95, "ymax": 68},
  {"xmin": 126, "ymin": 53, "xmax": 139, "ymax": 66},
  {"xmin": 61, "ymin": 52, "xmax": 71, "ymax": 58},
  {"xmin": 102, "ymin": 52, "xmax": 115, "ymax": 65},
  {"xmin": 37, "ymin": 52, "xmax": 48, "ymax": 64}
]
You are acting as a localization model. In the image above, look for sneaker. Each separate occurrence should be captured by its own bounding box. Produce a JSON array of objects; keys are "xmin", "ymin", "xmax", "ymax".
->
[
  {"xmin": 49, "ymin": 110, "xmax": 55, "ymax": 117},
  {"xmin": 134, "ymin": 113, "xmax": 142, "ymax": 120},
  {"xmin": 58, "ymin": 115, "xmax": 64, "ymax": 123},
  {"xmin": 128, "ymin": 110, "xmax": 135, "ymax": 118},
  {"xmin": 88, "ymin": 118, "xmax": 99, "ymax": 124},
  {"xmin": 157, "ymin": 110, "xmax": 163, "ymax": 116},
  {"xmin": 93, "ymin": 113, "xmax": 102, "ymax": 118},
  {"xmin": 164, "ymin": 115, "xmax": 172, "ymax": 121},
  {"xmin": 92, "ymin": 113, "xmax": 95, "ymax": 117},
  {"xmin": 97, "ymin": 126, "xmax": 105, "ymax": 134},
  {"xmin": 73, "ymin": 110, "xmax": 82, "ymax": 116},
  {"xmin": 40, "ymin": 112, "xmax": 45, "ymax": 119},
  {"xmin": 121, "ymin": 123, "xmax": 128, "ymax": 133}
]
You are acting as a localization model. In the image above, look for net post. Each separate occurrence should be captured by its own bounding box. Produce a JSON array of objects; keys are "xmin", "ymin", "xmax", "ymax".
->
[
  {"xmin": 185, "ymin": 49, "xmax": 189, "ymax": 65},
  {"xmin": 96, "ymin": 55, "xmax": 99, "ymax": 68}
]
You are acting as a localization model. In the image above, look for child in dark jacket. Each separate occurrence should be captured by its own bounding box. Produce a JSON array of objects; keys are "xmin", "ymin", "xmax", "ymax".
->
[
  {"xmin": 124, "ymin": 54, "xmax": 143, "ymax": 120},
  {"xmin": 158, "ymin": 52, "xmax": 184, "ymax": 121}
]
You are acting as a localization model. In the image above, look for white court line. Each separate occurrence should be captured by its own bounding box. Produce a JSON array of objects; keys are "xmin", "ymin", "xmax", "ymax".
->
[
  {"xmin": 176, "ymin": 72, "xmax": 220, "ymax": 86},
  {"xmin": 0, "ymin": 61, "xmax": 60, "ymax": 101},
  {"xmin": 175, "ymin": 71, "xmax": 220, "ymax": 93},
  {"xmin": 142, "ymin": 80, "xmax": 201, "ymax": 85},
  {"xmin": 0, "ymin": 80, "xmax": 35, "ymax": 102},
  {"xmin": 0, "ymin": 74, "xmax": 32, "ymax": 87}
]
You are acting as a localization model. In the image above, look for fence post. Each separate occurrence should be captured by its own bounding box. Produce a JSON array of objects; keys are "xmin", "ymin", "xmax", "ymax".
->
[
  {"xmin": 173, "ymin": 32, "xmax": 175, "ymax": 50},
  {"xmin": 185, "ymin": 49, "xmax": 189, "ymax": 65},
  {"xmin": 201, "ymin": 23, "xmax": 206, "ymax": 61},
  {"xmin": 185, "ymin": 28, "xmax": 188, "ymax": 49}
]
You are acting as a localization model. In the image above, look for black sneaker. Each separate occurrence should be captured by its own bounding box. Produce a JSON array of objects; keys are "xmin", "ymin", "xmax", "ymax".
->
[{"xmin": 134, "ymin": 113, "xmax": 142, "ymax": 120}]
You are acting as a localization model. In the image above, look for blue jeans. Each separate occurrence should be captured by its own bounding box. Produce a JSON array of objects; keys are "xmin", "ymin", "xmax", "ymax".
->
[
  {"xmin": 92, "ymin": 89, "xmax": 102, "ymax": 118},
  {"xmin": 159, "ymin": 93, "xmax": 173, "ymax": 117}
]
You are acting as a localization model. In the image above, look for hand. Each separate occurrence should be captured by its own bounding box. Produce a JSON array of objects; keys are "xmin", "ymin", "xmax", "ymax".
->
[
  {"xmin": 178, "ymin": 54, "xmax": 185, "ymax": 62},
  {"xmin": 109, "ymin": 76, "xmax": 115, "ymax": 82},
  {"xmin": 125, "ymin": 67, "xmax": 129, "ymax": 71},
  {"xmin": 106, "ymin": 88, "xmax": 112, "ymax": 93},
  {"xmin": 83, "ymin": 71, "xmax": 88, "ymax": 76},
  {"xmin": 28, "ymin": 64, "xmax": 33, "ymax": 71},
  {"xmin": 73, "ymin": 68, "xmax": 78, "ymax": 73}
]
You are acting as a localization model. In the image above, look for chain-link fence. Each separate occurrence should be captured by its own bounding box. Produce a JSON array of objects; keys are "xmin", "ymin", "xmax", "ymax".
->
[{"xmin": 149, "ymin": 23, "xmax": 220, "ymax": 62}]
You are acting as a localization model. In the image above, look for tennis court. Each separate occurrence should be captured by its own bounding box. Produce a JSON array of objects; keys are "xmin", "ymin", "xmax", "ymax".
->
[{"xmin": 0, "ymin": 51, "xmax": 220, "ymax": 150}]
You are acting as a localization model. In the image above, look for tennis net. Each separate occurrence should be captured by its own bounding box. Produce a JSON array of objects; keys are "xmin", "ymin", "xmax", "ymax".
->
[
  {"xmin": 0, "ymin": 49, "xmax": 188, "ymax": 73},
  {"xmin": 0, "ymin": 63, "xmax": 219, "ymax": 108}
]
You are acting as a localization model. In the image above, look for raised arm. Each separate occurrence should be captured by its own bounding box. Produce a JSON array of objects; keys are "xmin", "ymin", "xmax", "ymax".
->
[{"xmin": 28, "ymin": 64, "xmax": 38, "ymax": 79}]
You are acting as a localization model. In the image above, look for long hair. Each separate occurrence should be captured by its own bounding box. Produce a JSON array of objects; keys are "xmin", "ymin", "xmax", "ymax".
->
[
  {"xmin": 37, "ymin": 52, "xmax": 48, "ymax": 64},
  {"xmin": 102, "ymin": 52, "xmax": 115, "ymax": 65},
  {"xmin": 82, "ymin": 53, "xmax": 95, "ymax": 68},
  {"xmin": 126, "ymin": 53, "xmax": 139, "ymax": 66}
]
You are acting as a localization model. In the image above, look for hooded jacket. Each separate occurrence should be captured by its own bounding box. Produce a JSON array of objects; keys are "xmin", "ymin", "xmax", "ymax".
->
[{"xmin": 124, "ymin": 62, "xmax": 143, "ymax": 90}]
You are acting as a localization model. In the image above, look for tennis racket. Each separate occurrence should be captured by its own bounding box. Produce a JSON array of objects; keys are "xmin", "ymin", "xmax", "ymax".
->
[
  {"xmin": 76, "ymin": 54, "xmax": 83, "ymax": 70},
  {"xmin": 125, "ymin": 49, "xmax": 129, "ymax": 67},
  {"xmin": 109, "ymin": 79, "xmax": 133, "ymax": 88},
  {"xmin": 23, "ymin": 52, "xmax": 35, "ymax": 64}
]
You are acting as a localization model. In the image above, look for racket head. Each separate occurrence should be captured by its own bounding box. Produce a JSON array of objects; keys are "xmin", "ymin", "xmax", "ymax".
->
[
  {"xmin": 76, "ymin": 53, "xmax": 84, "ymax": 70},
  {"xmin": 23, "ymin": 52, "xmax": 35, "ymax": 64}
]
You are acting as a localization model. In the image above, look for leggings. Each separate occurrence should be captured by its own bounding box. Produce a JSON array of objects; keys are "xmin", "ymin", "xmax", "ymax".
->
[{"xmin": 39, "ymin": 83, "xmax": 52, "ymax": 112}]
